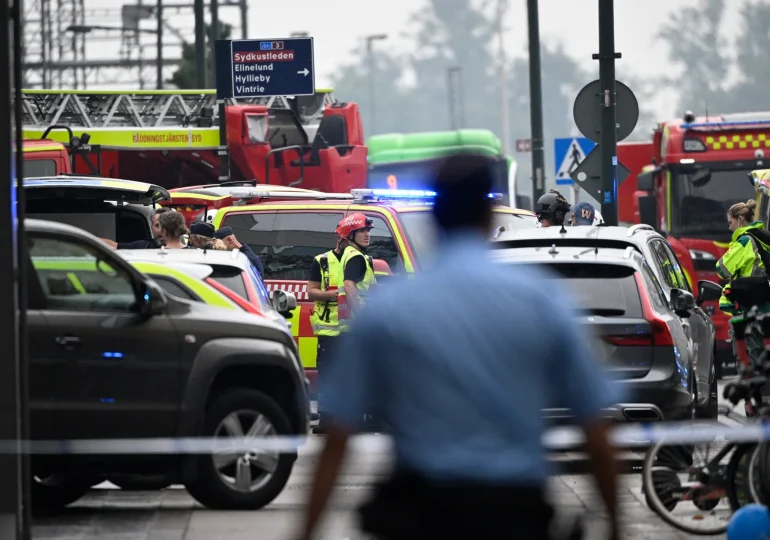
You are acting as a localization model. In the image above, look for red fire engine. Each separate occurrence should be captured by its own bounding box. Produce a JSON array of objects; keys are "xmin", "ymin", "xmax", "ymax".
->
[
  {"xmin": 623, "ymin": 111, "xmax": 770, "ymax": 373},
  {"xmin": 20, "ymin": 89, "xmax": 367, "ymax": 193}
]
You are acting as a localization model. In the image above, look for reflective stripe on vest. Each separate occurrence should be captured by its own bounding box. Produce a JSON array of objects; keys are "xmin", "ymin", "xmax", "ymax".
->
[
  {"xmin": 309, "ymin": 251, "xmax": 342, "ymax": 336},
  {"xmin": 337, "ymin": 246, "xmax": 376, "ymax": 332}
]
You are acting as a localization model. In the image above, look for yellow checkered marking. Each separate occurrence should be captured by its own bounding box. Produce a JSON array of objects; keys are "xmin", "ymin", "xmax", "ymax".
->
[{"xmin": 706, "ymin": 133, "xmax": 770, "ymax": 150}]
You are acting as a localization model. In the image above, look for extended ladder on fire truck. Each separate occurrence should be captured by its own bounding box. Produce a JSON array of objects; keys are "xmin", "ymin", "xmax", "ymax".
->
[{"xmin": 20, "ymin": 88, "xmax": 336, "ymax": 129}]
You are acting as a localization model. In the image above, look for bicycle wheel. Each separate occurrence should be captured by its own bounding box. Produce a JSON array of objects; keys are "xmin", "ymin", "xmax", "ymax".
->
[
  {"xmin": 727, "ymin": 444, "xmax": 760, "ymax": 511},
  {"xmin": 753, "ymin": 441, "xmax": 770, "ymax": 505},
  {"xmin": 642, "ymin": 439, "xmax": 734, "ymax": 535}
]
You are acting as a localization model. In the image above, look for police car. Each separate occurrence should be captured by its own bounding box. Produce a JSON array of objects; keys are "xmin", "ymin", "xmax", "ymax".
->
[{"xmin": 211, "ymin": 188, "xmax": 539, "ymax": 391}]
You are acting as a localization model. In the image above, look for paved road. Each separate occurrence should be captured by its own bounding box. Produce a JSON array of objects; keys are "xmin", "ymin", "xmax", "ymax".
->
[{"xmin": 32, "ymin": 382, "xmax": 741, "ymax": 540}]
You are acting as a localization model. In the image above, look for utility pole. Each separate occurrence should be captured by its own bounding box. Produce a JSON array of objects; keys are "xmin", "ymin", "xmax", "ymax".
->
[
  {"xmin": 496, "ymin": 0, "xmax": 510, "ymax": 155},
  {"xmin": 193, "ymin": 0, "xmax": 206, "ymax": 88},
  {"xmin": 596, "ymin": 0, "xmax": 619, "ymax": 225},
  {"xmin": 527, "ymin": 0, "xmax": 545, "ymax": 206},
  {"xmin": 239, "ymin": 0, "xmax": 248, "ymax": 38},
  {"xmin": 156, "ymin": 0, "xmax": 163, "ymax": 89},
  {"xmin": 365, "ymin": 34, "xmax": 388, "ymax": 136},
  {"xmin": 210, "ymin": 0, "xmax": 219, "ymax": 83}
]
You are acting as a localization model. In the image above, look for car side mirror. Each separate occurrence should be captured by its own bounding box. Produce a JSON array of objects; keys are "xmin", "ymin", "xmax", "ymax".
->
[
  {"xmin": 637, "ymin": 171, "xmax": 656, "ymax": 191},
  {"xmin": 697, "ymin": 280, "xmax": 723, "ymax": 306},
  {"xmin": 372, "ymin": 258, "xmax": 393, "ymax": 280},
  {"xmin": 670, "ymin": 288, "xmax": 695, "ymax": 317},
  {"xmin": 638, "ymin": 194, "xmax": 658, "ymax": 229},
  {"xmin": 138, "ymin": 279, "xmax": 168, "ymax": 317},
  {"xmin": 272, "ymin": 289, "xmax": 297, "ymax": 318}
]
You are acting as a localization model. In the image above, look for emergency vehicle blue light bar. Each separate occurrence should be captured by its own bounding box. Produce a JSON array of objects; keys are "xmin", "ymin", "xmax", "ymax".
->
[{"xmin": 351, "ymin": 189, "xmax": 503, "ymax": 201}]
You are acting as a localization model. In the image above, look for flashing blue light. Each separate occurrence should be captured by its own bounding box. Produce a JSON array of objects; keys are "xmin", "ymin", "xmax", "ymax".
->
[
  {"xmin": 102, "ymin": 352, "xmax": 124, "ymax": 359},
  {"xmin": 352, "ymin": 188, "xmax": 503, "ymax": 201},
  {"xmin": 144, "ymin": 293, "xmax": 150, "ymax": 301},
  {"xmin": 99, "ymin": 397, "xmax": 115, "ymax": 404}
]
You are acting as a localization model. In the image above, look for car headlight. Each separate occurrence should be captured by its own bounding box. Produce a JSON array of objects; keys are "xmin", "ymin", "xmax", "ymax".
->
[{"xmin": 689, "ymin": 249, "xmax": 716, "ymax": 260}]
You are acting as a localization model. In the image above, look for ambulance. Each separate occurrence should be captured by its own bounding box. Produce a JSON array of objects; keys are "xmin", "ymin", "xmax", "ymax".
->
[{"xmin": 211, "ymin": 188, "xmax": 538, "ymax": 392}]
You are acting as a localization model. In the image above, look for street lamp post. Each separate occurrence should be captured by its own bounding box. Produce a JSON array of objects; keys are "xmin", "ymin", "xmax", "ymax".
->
[
  {"xmin": 447, "ymin": 66, "xmax": 464, "ymax": 130},
  {"xmin": 365, "ymin": 33, "xmax": 388, "ymax": 136},
  {"xmin": 496, "ymin": 0, "xmax": 510, "ymax": 155}
]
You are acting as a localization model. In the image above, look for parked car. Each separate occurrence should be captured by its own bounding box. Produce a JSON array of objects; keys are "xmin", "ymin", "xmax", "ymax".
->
[
  {"xmin": 491, "ymin": 224, "xmax": 723, "ymax": 422},
  {"xmin": 116, "ymin": 247, "xmax": 289, "ymax": 331},
  {"xmin": 25, "ymin": 218, "xmax": 308, "ymax": 511}
]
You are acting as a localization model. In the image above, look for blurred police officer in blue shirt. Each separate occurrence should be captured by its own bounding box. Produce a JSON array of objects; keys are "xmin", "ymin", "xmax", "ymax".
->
[{"xmin": 296, "ymin": 154, "xmax": 622, "ymax": 540}]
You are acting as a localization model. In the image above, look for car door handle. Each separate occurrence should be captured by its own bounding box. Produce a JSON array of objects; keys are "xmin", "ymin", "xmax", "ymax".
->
[{"xmin": 55, "ymin": 335, "xmax": 81, "ymax": 351}]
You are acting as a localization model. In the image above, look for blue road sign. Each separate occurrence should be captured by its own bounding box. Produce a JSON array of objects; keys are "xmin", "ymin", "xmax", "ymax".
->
[
  {"xmin": 214, "ymin": 37, "xmax": 315, "ymax": 99},
  {"xmin": 553, "ymin": 137, "xmax": 596, "ymax": 185}
]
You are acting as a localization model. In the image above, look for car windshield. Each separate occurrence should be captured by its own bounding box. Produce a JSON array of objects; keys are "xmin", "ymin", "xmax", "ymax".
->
[
  {"xmin": 400, "ymin": 209, "xmax": 538, "ymax": 263},
  {"xmin": 671, "ymin": 166, "xmax": 756, "ymax": 239}
]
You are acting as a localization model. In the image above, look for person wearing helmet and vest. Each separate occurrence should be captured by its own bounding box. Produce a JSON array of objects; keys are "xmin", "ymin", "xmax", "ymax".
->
[
  {"xmin": 717, "ymin": 199, "xmax": 770, "ymax": 370},
  {"xmin": 307, "ymin": 241, "xmax": 344, "ymax": 434},
  {"xmin": 534, "ymin": 189, "xmax": 571, "ymax": 227},
  {"xmin": 335, "ymin": 213, "xmax": 377, "ymax": 331}
]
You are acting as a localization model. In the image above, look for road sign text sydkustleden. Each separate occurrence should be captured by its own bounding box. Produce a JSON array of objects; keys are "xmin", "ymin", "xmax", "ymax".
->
[{"xmin": 215, "ymin": 38, "xmax": 315, "ymax": 99}]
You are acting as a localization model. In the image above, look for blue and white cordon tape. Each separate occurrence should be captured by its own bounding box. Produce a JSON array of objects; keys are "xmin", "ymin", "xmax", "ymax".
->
[{"xmin": 1, "ymin": 420, "xmax": 769, "ymax": 455}]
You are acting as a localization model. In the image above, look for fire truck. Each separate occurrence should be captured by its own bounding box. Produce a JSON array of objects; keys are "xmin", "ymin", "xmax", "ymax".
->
[
  {"xmin": 20, "ymin": 88, "xmax": 367, "ymax": 192},
  {"xmin": 628, "ymin": 111, "xmax": 770, "ymax": 374}
]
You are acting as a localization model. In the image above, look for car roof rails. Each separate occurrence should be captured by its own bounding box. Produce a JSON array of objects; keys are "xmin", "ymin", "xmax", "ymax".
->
[{"xmin": 627, "ymin": 224, "xmax": 655, "ymax": 237}]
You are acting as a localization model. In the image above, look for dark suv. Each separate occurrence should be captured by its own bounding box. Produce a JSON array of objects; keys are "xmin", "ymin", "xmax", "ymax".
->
[
  {"xmin": 25, "ymin": 219, "xmax": 309, "ymax": 511},
  {"xmin": 492, "ymin": 224, "xmax": 723, "ymax": 422}
]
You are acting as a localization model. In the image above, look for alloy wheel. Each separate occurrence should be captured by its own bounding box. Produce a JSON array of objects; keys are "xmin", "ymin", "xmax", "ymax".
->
[{"xmin": 212, "ymin": 409, "xmax": 279, "ymax": 493}]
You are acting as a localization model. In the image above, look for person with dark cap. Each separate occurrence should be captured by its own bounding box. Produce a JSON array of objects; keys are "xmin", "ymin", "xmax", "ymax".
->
[
  {"xmin": 295, "ymin": 153, "xmax": 622, "ymax": 540},
  {"xmin": 571, "ymin": 201, "xmax": 596, "ymax": 226},
  {"xmin": 535, "ymin": 189, "xmax": 571, "ymax": 227},
  {"xmin": 214, "ymin": 226, "xmax": 265, "ymax": 278},
  {"xmin": 188, "ymin": 221, "xmax": 218, "ymax": 249}
]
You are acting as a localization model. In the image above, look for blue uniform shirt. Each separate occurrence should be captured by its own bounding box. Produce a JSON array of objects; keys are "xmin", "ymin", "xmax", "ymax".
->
[{"xmin": 325, "ymin": 231, "xmax": 623, "ymax": 484}]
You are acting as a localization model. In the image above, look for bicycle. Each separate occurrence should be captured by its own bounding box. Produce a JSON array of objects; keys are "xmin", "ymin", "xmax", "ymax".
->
[{"xmin": 641, "ymin": 308, "xmax": 770, "ymax": 535}]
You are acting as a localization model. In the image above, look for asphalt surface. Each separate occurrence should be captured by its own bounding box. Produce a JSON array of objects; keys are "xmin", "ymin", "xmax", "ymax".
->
[{"xmin": 32, "ymin": 382, "xmax": 742, "ymax": 540}]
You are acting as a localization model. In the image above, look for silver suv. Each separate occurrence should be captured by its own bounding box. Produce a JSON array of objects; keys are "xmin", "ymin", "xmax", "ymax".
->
[{"xmin": 491, "ymin": 224, "xmax": 722, "ymax": 421}]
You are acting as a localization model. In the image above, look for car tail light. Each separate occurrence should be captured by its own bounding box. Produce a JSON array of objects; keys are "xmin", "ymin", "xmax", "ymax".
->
[
  {"xmin": 604, "ymin": 335, "xmax": 654, "ymax": 346},
  {"xmin": 633, "ymin": 273, "xmax": 675, "ymax": 346}
]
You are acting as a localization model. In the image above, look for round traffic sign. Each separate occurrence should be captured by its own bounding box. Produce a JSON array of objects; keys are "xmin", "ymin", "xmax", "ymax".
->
[{"xmin": 572, "ymin": 79, "xmax": 640, "ymax": 143}]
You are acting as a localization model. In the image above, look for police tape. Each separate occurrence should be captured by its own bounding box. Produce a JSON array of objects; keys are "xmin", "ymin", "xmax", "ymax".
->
[{"xmin": 0, "ymin": 420, "xmax": 768, "ymax": 455}]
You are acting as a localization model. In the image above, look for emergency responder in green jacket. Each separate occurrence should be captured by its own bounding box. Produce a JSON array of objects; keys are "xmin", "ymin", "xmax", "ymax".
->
[
  {"xmin": 335, "ymin": 213, "xmax": 376, "ymax": 332},
  {"xmin": 717, "ymin": 199, "xmax": 770, "ymax": 368},
  {"xmin": 307, "ymin": 244, "xmax": 344, "ymax": 434}
]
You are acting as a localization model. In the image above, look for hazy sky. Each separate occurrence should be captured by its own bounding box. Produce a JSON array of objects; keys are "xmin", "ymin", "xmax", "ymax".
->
[{"xmin": 72, "ymin": 0, "xmax": 748, "ymax": 121}]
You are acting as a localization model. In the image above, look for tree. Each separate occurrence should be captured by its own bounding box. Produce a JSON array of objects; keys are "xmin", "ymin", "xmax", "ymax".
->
[
  {"xmin": 656, "ymin": 0, "xmax": 733, "ymax": 114},
  {"xmin": 731, "ymin": 0, "xmax": 770, "ymax": 108},
  {"xmin": 169, "ymin": 23, "xmax": 233, "ymax": 89}
]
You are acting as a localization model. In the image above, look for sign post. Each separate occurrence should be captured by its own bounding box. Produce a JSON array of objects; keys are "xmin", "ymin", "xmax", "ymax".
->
[{"xmin": 214, "ymin": 37, "xmax": 316, "ymax": 183}]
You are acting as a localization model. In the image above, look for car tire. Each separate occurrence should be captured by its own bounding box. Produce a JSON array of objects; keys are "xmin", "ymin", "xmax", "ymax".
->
[
  {"xmin": 695, "ymin": 357, "xmax": 719, "ymax": 419},
  {"xmin": 184, "ymin": 388, "xmax": 295, "ymax": 510},
  {"xmin": 108, "ymin": 474, "xmax": 173, "ymax": 491},
  {"xmin": 32, "ymin": 474, "xmax": 93, "ymax": 513}
]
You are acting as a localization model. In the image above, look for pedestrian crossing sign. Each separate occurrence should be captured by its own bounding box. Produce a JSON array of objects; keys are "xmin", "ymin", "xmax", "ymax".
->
[{"xmin": 553, "ymin": 137, "xmax": 596, "ymax": 185}]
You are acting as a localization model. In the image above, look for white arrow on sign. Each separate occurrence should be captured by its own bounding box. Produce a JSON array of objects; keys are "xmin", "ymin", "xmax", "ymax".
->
[{"xmin": 297, "ymin": 68, "xmax": 309, "ymax": 76}]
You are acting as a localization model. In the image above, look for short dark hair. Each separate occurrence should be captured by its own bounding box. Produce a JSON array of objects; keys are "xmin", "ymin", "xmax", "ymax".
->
[
  {"xmin": 431, "ymin": 153, "xmax": 494, "ymax": 233},
  {"xmin": 154, "ymin": 207, "xmax": 172, "ymax": 216}
]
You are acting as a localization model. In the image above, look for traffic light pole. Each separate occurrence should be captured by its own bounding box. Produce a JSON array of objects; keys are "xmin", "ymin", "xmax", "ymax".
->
[
  {"xmin": 596, "ymin": 0, "xmax": 619, "ymax": 225},
  {"xmin": 527, "ymin": 0, "xmax": 545, "ymax": 206}
]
